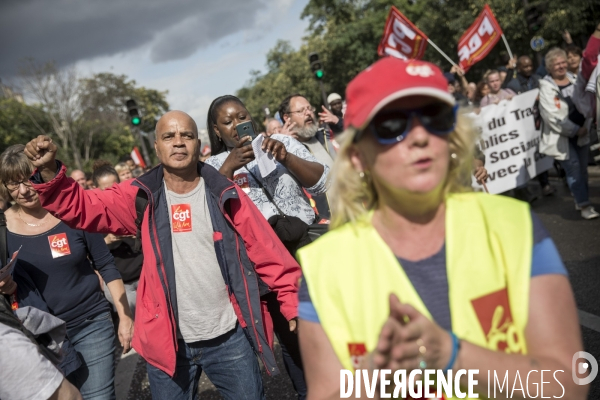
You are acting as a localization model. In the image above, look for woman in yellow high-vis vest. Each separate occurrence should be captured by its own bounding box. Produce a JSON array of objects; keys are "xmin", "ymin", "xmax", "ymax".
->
[{"xmin": 296, "ymin": 57, "xmax": 587, "ymax": 399}]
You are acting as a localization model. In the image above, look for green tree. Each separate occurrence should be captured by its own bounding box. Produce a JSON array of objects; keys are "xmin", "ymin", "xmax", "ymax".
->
[
  {"xmin": 16, "ymin": 60, "xmax": 169, "ymax": 170},
  {"xmin": 237, "ymin": 0, "xmax": 599, "ymax": 120},
  {"xmin": 78, "ymin": 72, "xmax": 169, "ymax": 168},
  {"xmin": 0, "ymin": 97, "xmax": 52, "ymax": 154}
]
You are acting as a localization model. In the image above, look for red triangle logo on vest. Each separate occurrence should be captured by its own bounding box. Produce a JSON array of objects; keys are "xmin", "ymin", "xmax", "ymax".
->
[{"xmin": 471, "ymin": 288, "xmax": 524, "ymax": 354}]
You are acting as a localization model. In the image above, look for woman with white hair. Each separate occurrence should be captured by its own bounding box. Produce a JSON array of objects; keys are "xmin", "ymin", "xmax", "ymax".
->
[{"xmin": 539, "ymin": 47, "xmax": 597, "ymax": 219}]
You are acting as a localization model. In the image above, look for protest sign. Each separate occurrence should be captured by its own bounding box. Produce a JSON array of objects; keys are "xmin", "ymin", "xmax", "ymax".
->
[
  {"xmin": 458, "ymin": 5, "xmax": 503, "ymax": 72},
  {"xmin": 378, "ymin": 6, "xmax": 428, "ymax": 60},
  {"xmin": 470, "ymin": 89, "xmax": 553, "ymax": 194}
]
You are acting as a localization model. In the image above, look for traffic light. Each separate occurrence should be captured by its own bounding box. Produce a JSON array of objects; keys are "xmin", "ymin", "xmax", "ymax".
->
[
  {"xmin": 309, "ymin": 52, "xmax": 324, "ymax": 80},
  {"xmin": 126, "ymin": 99, "xmax": 142, "ymax": 126},
  {"xmin": 524, "ymin": 3, "xmax": 546, "ymax": 33}
]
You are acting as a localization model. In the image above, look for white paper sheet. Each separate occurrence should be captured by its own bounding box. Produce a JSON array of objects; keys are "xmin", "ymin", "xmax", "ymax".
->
[{"xmin": 252, "ymin": 135, "xmax": 277, "ymax": 178}]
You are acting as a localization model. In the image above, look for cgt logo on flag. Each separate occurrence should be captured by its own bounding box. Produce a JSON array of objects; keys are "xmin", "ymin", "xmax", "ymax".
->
[
  {"xmin": 48, "ymin": 233, "xmax": 71, "ymax": 258},
  {"xmin": 171, "ymin": 204, "xmax": 192, "ymax": 233},
  {"xmin": 458, "ymin": 5, "xmax": 503, "ymax": 72},
  {"xmin": 377, "ymin": 6, "xmax": 428, "ymax": 60}
]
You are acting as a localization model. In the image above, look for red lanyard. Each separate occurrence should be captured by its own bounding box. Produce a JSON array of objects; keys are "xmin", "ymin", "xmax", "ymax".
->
[{"xmin": 10, "ymin": 286, "xmax": 18, "ymax": 311}]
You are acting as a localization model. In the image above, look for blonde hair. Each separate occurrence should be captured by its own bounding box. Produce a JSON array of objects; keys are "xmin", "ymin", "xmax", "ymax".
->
[
  {"xmin": 114, "ymin": 162, "xmax": 130, "ymax": 174},
  {"xmin": 329, "ymin": 111, "xmax": 478, "ymax": 229},
  {"xmin": 545, "ymin": 47, "xmax": 567, "ymax": 72},
  {"xmin": 0, "ymin": 144, "xmax": 34, "ymax": 201}
]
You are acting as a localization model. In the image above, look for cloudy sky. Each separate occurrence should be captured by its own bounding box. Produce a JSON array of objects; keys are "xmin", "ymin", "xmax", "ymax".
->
[{"xmin": 0, "ymin": 0, "xmax": 310, "ymax": 127}]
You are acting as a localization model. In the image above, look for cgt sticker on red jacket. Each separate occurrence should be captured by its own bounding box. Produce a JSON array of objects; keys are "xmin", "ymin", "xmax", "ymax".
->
[
  {"xmin": 48, "ymin": 233, "xmax": 71, "ymax": 258},
  {"xmin": 171, "ymin": 204, "xmax": 192, "ymax": 233}
]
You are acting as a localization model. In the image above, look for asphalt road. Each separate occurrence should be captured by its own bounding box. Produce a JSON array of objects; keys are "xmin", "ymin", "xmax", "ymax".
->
[
  {"xmin": 118, "ymin": 169, "xmax": 600, "ymax": 399},
  {"xmin": 532, "ymin": 171, "xmax": 600, "ymax": 399}
]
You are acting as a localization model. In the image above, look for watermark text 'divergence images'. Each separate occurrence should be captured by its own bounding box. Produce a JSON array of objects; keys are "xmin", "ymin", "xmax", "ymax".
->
[{"xmin": 340, "ymin": 353, "xmax": 598, "ymax": 398}]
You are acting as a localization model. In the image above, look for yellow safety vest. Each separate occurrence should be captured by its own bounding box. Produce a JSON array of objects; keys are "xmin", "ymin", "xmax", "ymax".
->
[{"xmin": 298, "ymin": 192, "xmax": 532, "ymax": 399}]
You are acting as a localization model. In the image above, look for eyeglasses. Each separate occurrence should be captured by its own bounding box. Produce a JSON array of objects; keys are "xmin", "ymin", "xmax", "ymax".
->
[
  {"xmin": 4, "ymin": 179, "xmax": 33, "ymax": 192},
  {"xmin": 355, "ymin": 103, "xmax": 458, "ymax": 145},
  {"xmin": 287, "ymin": 106, "xmax": 316, "ymax": 116}
]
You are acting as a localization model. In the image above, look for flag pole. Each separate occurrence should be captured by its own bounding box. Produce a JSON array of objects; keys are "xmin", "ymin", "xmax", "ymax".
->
[
  {"xmin": 427, "ymin": 39, "xmax": 458, "ymax": 67},
  {"xmin": 501, "ymin": 34, "xmax": 514, "ymax": 60}
]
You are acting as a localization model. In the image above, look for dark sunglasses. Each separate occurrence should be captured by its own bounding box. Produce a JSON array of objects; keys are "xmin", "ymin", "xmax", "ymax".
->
[{"xmin": 354, "ymin": 103, "xmax": 458, "ymax": 145}]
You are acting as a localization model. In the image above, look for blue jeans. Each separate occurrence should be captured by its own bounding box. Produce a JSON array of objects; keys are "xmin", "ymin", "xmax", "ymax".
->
[
  {"xmin": 559, "ymin": 138, "xmax": 590, "ymax": 207},
  {"xmin": 66, "ymin": 311, "xmax": 116, "ymax": 400},
  {"xmin": 146, "ymin": 323, "xmax": 265, "ymax": 400}
]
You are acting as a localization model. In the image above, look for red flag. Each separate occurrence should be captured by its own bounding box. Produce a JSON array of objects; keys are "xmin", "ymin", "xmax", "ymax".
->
[
  {"xmin": 378, "ymin": 6, "xmax": 428, "ymax": 60},
  {"xmin": 457, "ymin": 5, "xmax": 503, "ymax": 72},
  {"xmin": 131, "ymin": 147, "xmax": 146, "ymax": 168}
]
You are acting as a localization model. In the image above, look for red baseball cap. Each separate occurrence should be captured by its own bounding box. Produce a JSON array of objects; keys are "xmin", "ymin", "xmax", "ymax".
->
[{"xmin": 344, "ymin": 57, "xmax": 455, "ymax": 130}]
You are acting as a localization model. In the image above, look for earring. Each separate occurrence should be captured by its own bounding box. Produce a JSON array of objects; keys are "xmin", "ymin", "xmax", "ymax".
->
[
  {"xmin": 449, "ymin": 152, "xmax": 458, "ymax": 167},
  {"xmin": 358, "ymin": 170, "xmax": 370, "ymax": 189}
]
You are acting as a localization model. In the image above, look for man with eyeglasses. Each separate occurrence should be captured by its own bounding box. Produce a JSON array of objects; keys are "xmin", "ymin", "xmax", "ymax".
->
[
  {"xmin": 278, "ymin": 94, "xmax": 335, "ymax": 219},
  {"xmin": 278, "ymin": 94, "xmax": 334, "ymax": 170}
]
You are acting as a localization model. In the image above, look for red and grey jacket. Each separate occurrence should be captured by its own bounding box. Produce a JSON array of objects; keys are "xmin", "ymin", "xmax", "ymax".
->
[{"xmin": 32, "ymin": 161, "xmax": 300, "ymax": 377}]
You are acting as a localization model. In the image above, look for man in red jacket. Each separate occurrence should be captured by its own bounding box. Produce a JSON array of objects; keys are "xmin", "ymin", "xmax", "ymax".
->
[{"xmin": 24, "ymin": 111, "xmax": 301, "ymax": 400}]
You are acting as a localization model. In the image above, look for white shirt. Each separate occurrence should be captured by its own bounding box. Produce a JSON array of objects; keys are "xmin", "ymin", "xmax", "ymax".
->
[{"xmin": 206, "ymin": 134, "xmax": 329, "ymax": 225}]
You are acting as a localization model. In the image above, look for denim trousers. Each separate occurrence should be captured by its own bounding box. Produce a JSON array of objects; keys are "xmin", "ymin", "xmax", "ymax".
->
[
  {"xmin": 559, "ymin": 138, "xmax": 590, "ymax": 207},
  {"xmin": 66, "ymin": 311, "xmax": 116, "ymax": 400},
  {"xmin": 146, "ymin": 323, "xmax": 265, "ymax": 400}
]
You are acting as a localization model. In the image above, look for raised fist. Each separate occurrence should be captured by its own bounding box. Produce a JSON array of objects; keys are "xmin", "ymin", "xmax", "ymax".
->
[{"xmin": 24, "ymin": 135, "xmax": 58, "ymax": 169}]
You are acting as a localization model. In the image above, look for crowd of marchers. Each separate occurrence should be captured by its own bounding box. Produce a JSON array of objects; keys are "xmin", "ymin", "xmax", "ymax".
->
[{"xmin": 0, "ymin": 23, "xmax": 599, "ymax": 400}]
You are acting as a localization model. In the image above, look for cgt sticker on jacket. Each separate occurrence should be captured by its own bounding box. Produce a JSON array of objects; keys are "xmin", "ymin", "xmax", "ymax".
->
[{"xmin": 348, "ymin": 342, "xmax": 367, "ymax": 370}]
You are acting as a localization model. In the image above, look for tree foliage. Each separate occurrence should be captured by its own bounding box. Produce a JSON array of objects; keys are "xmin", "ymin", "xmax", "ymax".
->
[
  {"xmin": 0, "ymin": 97, "xmax": 52, "ymax": 153},
  {"xmin": 237, "ymin": 0, "xmax": 599, "ymax": 129},
  {"xmin": 2, "ymin": 61, "xmax": 169, "ymax": 170}
]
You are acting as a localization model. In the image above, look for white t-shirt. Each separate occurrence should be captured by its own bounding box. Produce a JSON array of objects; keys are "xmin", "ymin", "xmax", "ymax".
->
[
  {"xmin": 0, "ymin": 324, "xmax": 63, "ymax": 400},
  {"xmin": 165, "ymin": 179, "xmax": 237, "ymax": 342},
  {"xmin": 205, "ymin": 134, "xmax": 329, "ymax": 225}
]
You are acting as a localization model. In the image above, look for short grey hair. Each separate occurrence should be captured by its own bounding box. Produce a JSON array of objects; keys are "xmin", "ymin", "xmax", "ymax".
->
[{"xmin": 545, "ymin": 47, "xmax": 567, "ymax": 72}]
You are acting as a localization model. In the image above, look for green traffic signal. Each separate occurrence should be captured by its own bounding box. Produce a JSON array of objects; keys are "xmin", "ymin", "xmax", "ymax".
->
[
  {"xmin": 315, "ymin": 70, "xmax": 324, "ymax": 79},
  {"xmin": 131, "ymin": 116, "xmax": 141, "ymax": 126}
]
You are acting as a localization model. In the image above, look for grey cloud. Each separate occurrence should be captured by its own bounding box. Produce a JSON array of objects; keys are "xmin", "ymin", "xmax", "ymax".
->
[{"xmin": 0, "ymin": 0, "xmax": 269, "ymax": 76}]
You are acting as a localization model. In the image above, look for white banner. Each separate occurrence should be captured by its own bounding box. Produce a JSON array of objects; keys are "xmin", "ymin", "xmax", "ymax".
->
[{"xmin": 470, "ymin": 89, "xmax": 553, "ymax": 194}]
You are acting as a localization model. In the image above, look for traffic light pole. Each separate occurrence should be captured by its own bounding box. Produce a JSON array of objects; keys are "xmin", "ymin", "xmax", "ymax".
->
[
  {"xmin": 522, "ymin": 0, "xmax": 543, "ymax": 67},
  {"xmin": 319, "ymin": 80, "xmax": 329, "ymax": 109},
  {"xmin": 133, "ymin": 126, "xmax": 152, "ymax": 168}
]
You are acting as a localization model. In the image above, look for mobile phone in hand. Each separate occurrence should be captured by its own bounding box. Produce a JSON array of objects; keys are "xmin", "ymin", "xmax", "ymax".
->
[{"xmin": 236, "ymin": 121, "xmax": 257, "ymax": 145}]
